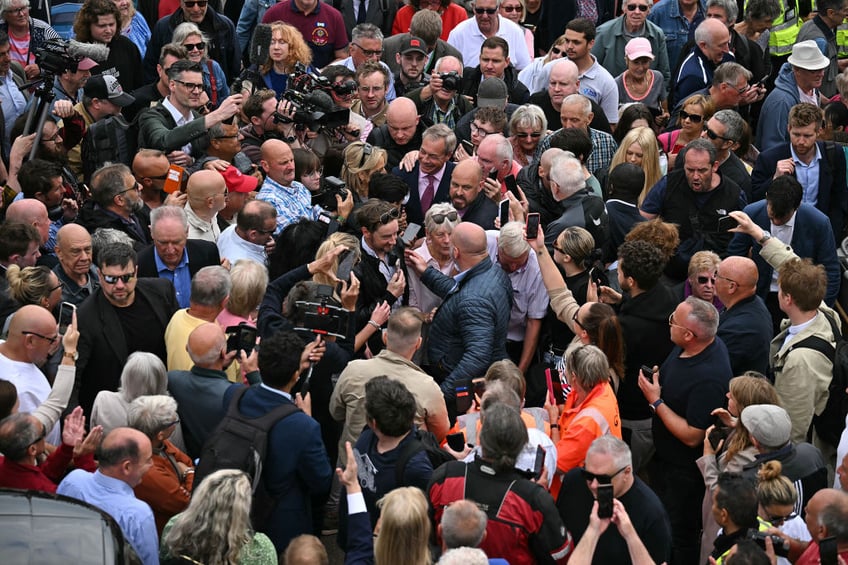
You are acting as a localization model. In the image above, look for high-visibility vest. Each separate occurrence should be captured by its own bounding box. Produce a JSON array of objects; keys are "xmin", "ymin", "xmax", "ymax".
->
[
  {"xmin": 838, "ymin": 22, "xmax": 848, "ymax": 58},
  {"xmin": 748, "ymin": 0, "xmax": 802, "ymax": 57}
]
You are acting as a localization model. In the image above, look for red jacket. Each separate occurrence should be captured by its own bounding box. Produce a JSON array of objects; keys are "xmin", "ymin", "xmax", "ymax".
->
[{"xmin": 0, "ymin": 444, "xmax": 96, "ymax": 493}]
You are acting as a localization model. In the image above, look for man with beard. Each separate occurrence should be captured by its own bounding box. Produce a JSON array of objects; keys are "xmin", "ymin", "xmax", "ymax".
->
[
  {"xmin": 137, "ymin": 60, "xmax": 243, "ymax": 167},
  {"xmin": 17, "ymin": 159, "xmax": 79, "ymax": 253},
  {"xmin": 52, "ymin": 57, "xmax": 98, "ymax": 113},
  {"xmin": 393, "ymin": 35, "xmax": 429, "ymax": 97},
  {"xmin": 447, "ymin": 158, "xmax": 497, "ymax": 230},
  {"xmin": 76, "ymin": 163, "xmax": 151, "ymax": 248},
  {"xmin": 352, "ymin": 61, "xmax": 390, "ymax": 141},
  {"xmin": 75, "ymin": 241, "xmax": 178, "ymax": 420}
]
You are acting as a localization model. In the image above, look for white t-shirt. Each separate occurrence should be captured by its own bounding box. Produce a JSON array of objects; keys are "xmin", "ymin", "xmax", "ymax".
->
[{"xmin": 0, "ymin": 351, "xmax": 60, "ymax": 444}]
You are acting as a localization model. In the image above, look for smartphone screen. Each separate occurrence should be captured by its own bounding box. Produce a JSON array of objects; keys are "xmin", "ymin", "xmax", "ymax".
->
[
  {"xmin": 533, "ymin": 445, "xmax": 545, "ymax": 480},
  {"xmin": 401, "ymin": 222, "xmax": 421, "ymax": 246},
  {"xmin": 498, "ymin": 199, "xmax": 509, "ymax": 226},
  {"xmin": 461, "ymin": 139, "xmax": 474, "ymax": 154},
  {"xmin": 58, "ymin": 302, "xmax": 75, "ymax": 335},
  {"xmin": 717, "ymin": 215, "xmax": 738, "ymax": 232},
  {"xmin": 238, "ymin": 326, "xmax": 258, "ymax": 356},
  {"xmin": 455, "ymin": 381, "xmax": 472, "ymax": 414},
  {"xmin": 336, "ymin": 250, "xmax": 355, "ymax": 282},
  {"xmin": 525, "ymin": 213, "xmax": 540, "ymax": 239},
  {"xmin": 504, "ymin": 174, "xmax": 521, "ymax": 199},
  {"xmin": 597, "ymin": 484, "xmax": 614, "ymax": 519}
]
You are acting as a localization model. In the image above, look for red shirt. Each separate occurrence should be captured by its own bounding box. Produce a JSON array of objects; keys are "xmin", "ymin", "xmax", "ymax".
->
[
  {"xmin": 0, "ymin": 444, "xmax": 96, "ymax": 493},
  {"xmin": 796, "ymin": 541, "xmax": 848, "ymax": 565}
]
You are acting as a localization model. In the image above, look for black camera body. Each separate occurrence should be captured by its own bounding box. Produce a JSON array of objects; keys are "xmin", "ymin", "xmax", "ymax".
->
[
  {"xmin": 36, "ymin": 40, "xmax": 80, "ymax": 76},
  {"xmin": 747, "ymin": 530, "xmax": 790, "ymax": 558},
  {"xmin": 311, "ymin": 176, "xmax": 348, "ymax": 212},
  {"xmin": 274, "ymin": 62, "xmax": 350, "ymax": 132},
  {"xmin": 293, "ymin": 284, "xmax": 349, "ymax": 339},
  {"xmin": 439, "ymin": 71, "xmax": 461, "ymax": 91}
]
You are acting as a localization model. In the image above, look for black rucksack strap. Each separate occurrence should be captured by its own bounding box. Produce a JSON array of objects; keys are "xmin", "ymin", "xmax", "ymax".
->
[
  {"xmin": 394, "ymin": 435, "xmax": 423, "ymax": 485},
  {"xmin": 226, "ymin": 385, "xmax": 300, "ymax": 427}
]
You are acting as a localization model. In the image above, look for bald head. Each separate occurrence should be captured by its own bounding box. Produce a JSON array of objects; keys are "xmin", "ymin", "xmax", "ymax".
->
[
  {"xmin": 8, "ymin": 304, "xmax": 58, "ymax": 339},
  {"xmin": 6, "ymin": 199, "xmax": 49, "ymax": 245},
  {"xmin": 452, "ymin": 222, "xmax": 488, "ymax": 257},
  {"xmin": 186, "ymin": 322, "xmax": 227, "ymax": 368},
  {"xmin": 715, "ymin": 256, "xmax": 758, "ymax": 307},
  {"xmin": 806, "ymin": 488, "xmax": 848, "ymax": 541},
  {"xmin": 55, "ymin": 223, "xmax": 89, "ymax": 248},
  {"xmin": 97, "ymin": 427, "xmax": 152, "ymax": 486},
  {"xmin": 260, "ymin": 138, "xmax": 289, "ymax": 162},
  {"xmin": 186, "ymin": 170, "xmax": 227, "ymax": 216},
  {"xmin": 386, "ymin": 97, "xmax": 418, "ymax": 121},
  {"xmin": 132, "ymin": 149, "xmax": 170, "ymax": 179},
  {"xmin": 434, "ymin": 56, "xmax": 462, "ymax": 74},
  {"xmin": 454, "ymin": 159, "xmax": 484, "ymax": 186}
]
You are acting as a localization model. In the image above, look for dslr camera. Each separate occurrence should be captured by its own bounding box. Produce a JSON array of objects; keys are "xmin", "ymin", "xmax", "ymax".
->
[
  {"xmin": 747, "ymin": 530, "xmax": 790, "ymax": 558},
  {"xmin": 438, "ymin": 71, "xmax": 461, "ymax": 91},
  {"xmin": 310, "ymin": 176, "xmax": 348, "ymax": 212}
]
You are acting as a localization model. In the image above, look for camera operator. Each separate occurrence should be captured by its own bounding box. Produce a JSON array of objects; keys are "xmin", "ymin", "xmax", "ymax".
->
[
  {"xmin": 393, "ymin": 35, "xmax": 429, "ymax": 97},
  {"xmin": 238, "ymin": 88, "xmax": 289, "ymax": 165},
  {"xmin": 137, "ymin": 59, "xmax": 243, "ymax": 167},
  {"xmin": 405, "ymin": 55, "xmax": 472, "ymax": 130}
]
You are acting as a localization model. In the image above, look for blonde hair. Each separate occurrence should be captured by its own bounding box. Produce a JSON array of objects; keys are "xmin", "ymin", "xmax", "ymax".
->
[
  {"xmin": 342, "ymin": 142, "xmax": 388, "ymax": 198},
  {"xmin": 283, "ymin": 534, "xmax": 328, "ymax": 565},
  {"xmin": 677, "ymin": 93, "xmax": 715, "ymax": 127},
  {"xmin": 5, "ymin": 265, "xmax": 56, "ymax": 307},
  {"xmin": 376, "ymin": 487, "xmax": 431, "ymax": 565},
  {"xmin": 608, "ymin": 127, "xmax": 661, "ymax": 205},
  {"xmin": 756, "ymin": 460, "xmax": 797, "ymax": 508},
  {"xmin": 687, "ymin": 250, "xmax": 721, "ymax": 279},
  {"xmin": 313, "ymin": 232, "xmax": 361, "ymax": 286},
  {"xmin": 226, "ymin": 260, "xmax": 269, "ymax": 318},
  {"xmin": 724, "ymin": 376, "xmax": 781, "ymax": 461},
  {"xmin": 161, "ymin": 469, "xmax": 253, "ymax": 565}
]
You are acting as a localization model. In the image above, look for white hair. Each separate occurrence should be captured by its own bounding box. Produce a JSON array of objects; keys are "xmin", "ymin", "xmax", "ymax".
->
[{"xmin": 549, "ymin": 153, "xmax": 586, "ymax": 197}]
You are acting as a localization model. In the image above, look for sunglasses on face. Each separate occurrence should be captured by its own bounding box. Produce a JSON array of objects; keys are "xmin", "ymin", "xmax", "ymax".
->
[
  {"xmin": 626, "ymin": 3, "xmax": 649, "ymax": 11},
  {"xmin": 696, "ymin": 275, "xmax": 716, "ymax": 285},
  {"xmin": 580, "ymin": 466, "xmax": 627, "ymax": 484},
  {"xmin": 183, "ymin": 0, "xmax": 207, "ymax": 7},
  {"xmin": 703, "ymin": 125, "xmax": 734, "ymax": 142},
  {"xmin": 432, "ymin": 211, "xmax": 458, "ymax": 224},
  {"xmin": 474, "ymin": 7, "xmax": 498, "ymax": 14},
  {"xmin": 501, "ymin": 5, "xmax": 522, "ymax": 12},
  {"xmin": 183, "ymin": 41, "xmax": 205, "ymax": 51},
  {"xmin": 550, "ymin": 46, "xmax": 563, "ymax": 55},
  {"xmin": 514, "ymin": 131, "xmax": 543, "ymax": 139},
  {"xmin": 679, "ymin": 110, "xmax": 703, "ymax": 124},
  {"xmin": 102, "ymin": 273, "xmax": 135, "ymax": 284},
  {"xmin": 767, "ymin": 512, "xmax": 797, "ymax": 525}
]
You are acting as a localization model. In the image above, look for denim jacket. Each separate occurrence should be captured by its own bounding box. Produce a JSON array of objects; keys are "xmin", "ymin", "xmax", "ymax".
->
[
  {"xmin": 236, "ymin": 0, "xmax": 276, "ymax": 53},
  {"xmin": 647, "ymin": 0, "xmax": 706, "ymax": 72},
  {"xmin": 53, "ymin": 264, "xmax": 100, "ymax": 306}
]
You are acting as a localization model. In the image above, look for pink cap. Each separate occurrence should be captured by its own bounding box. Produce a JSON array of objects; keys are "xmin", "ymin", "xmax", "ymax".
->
[
  {"xmin": 624, "ymin": 37, "xmax": 654, "ymax": 61},
  {"xmin": 77, "ymin": 58, "xmax": 98, "ymax": 70}
]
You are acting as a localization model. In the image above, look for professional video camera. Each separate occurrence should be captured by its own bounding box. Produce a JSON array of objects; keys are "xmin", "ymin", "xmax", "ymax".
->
[
  {"xmin": 274, "ymin": 62, "xmax": 350, "ymax": 132},
  {"xmin": 310, "ymin": 176, "xmax": 349, "ymax": 212},
  {"xmin": 292, "ymin": 284, "xmax": 349, "ymax": 339}
]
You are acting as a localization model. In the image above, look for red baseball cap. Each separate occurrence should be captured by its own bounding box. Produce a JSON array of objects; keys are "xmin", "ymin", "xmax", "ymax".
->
[{"xmin": 220, "ymin": 165, "xmax": 258, "ymax": 193}]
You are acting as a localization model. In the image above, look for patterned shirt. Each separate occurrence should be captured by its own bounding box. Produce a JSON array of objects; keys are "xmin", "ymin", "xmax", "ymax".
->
[
  {"xmin": 535, "ymin": 127, "xmax": 619, "ymax": 176},
  {"xmin": 256, "ymin": 177, "xmax": 323, "ymax": 235}
]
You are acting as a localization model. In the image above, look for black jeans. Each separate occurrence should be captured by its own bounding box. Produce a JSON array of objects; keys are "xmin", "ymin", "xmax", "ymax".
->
[{"xmin": 650, "ymin": 458, "xmax": 705, "ymax": 565}]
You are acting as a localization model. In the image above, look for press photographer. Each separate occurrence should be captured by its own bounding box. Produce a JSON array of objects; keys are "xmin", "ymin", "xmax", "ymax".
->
[{"xmin": 405, "ymin": 55, "xmax": 472, "ymax": 130}]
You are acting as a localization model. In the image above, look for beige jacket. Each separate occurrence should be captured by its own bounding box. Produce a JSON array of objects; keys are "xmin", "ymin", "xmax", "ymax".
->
[{"xmin": 329, "ymin": 349, "xmax": 450, "ymax": 465}]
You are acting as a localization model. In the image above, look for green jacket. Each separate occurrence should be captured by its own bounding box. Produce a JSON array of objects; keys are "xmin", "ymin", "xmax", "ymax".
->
[
  {"xmin": 136, "ymin": 102, "xmax": 209, "ymax": 157},
  {"xmin": 592, "ymin": 16, "xmax": 671, "ymax": 89}
]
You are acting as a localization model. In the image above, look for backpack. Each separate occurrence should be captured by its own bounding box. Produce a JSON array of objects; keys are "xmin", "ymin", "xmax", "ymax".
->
[
  {"xmin": 394, "ymin": 428, "xmax": 456, "ymax": 484},
  {"xmin": 81, "ymin": 114, "xmax": 135, "ymax": 185},
  {"xmin": 786, "ymin": 310, "xmax": 848, "ymax": 448},
  {"xmin": 193, "ymin": 386, "xmax": 299, "ymax": 528}
]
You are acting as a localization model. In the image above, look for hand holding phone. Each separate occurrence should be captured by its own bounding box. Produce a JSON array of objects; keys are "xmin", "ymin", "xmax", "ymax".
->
[
  {"xmin": 525, "ymin": 213, "xmax": 540, "ymax": 240},
  {"xmin": 58, "ymin": 302, "xmax": 76, "ymax": 335},
  {"xmin": 498, "ymin": 199, "xmax": 510, "ymax": 226},
  {"xmin": 401, "ymin": 222, "xmax": 421, "ymax": 247},
  {"xmin": 596, "ymin": 484, "xmax": 614, "ymax": 519}
]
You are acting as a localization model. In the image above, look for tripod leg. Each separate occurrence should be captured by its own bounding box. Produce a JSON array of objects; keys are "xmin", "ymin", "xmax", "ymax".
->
[{"xmin": 27, "ymin": 97, "xmax": 52, "ymax": 161}]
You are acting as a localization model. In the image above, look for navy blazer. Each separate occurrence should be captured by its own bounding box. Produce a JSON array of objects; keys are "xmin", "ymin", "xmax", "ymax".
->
[
  {"xmin": 727, "ymin": 201, "xmax": 840, "ymax": 305},
  {"xmin": 750, "ymin": 141, "xmax": 848, "ymax": 241},
  {"xmin": 222, "ymin": 384, "xmax": 333, "ymax": 553},
  {"xmin": 392, "ymin": 161, "xmax": 455, "ymax": 227},
  {"xmin": 136, "ymin": 239, "xmax": 221, "ymax": 279}
]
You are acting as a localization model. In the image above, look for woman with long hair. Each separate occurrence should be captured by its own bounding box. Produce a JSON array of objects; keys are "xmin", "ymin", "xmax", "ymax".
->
[
  {"xmin": 696, "ymin": 373, "xmax": 781, "ymax": 564},
  {"xmin": 392, "ymin": 0, "xmax": 467, "ymax": 40},
  {"xmin": 73, "ymin": 0, "xmax": 142, "ymax": 91},
  {"xmin": 613, "ymin": 104, "xmax": 656, "ymax": 145},
  {"xmin": 571, "ymin": 302, "xmax": 625, "ymax": 392},
  {"xmin": 258, "ymin": 22, "xmax": 313, "ymax": 98},
  {"xmin": 518, "ymin": 34, "xmax": 566, "ymax": 94},
  {"xmin": 341, "ymin": 142, "xmax": 388, "ymax": 202},
  {"xmin": 160, "ymin": 469, "xmax": 277, "ymax": 565},
  {"xmin": 658, "ymin": 93, "xmax": 714, "ymax": 167},
  {"xmin": 110, "ymin": 0, "xmax": 149, "ymax": 57},
  {"xmin": 171, "ymin": 22, "xmax": 229, "ymax": 109},
  {"xmin": 604, "ymin": 126, "xmax": 661, "ymax": 205}
]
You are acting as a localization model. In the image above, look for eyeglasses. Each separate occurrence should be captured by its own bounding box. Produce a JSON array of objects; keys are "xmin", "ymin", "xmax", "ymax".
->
[
  {"xmin": 679, "ymin": 110, "xmax": 703, "ymax": 124},
  {"xmin": 514, "ymin": 131, "xmax": 543, "ymax": 139},
  {"xmin": 724, "ymin": 82, "xmax": 749, "ymax": 94},
  {"xmin": 117, "ymin": 180, "xmax": 140, "ymax": 196},
  {"xmin": 474, "ymin": 7, "xmax": 498, "ymax": 14},
  {"xmin": 174, "ymin": 79, "xmax": 204, "ymax": 92},
  {"xmin": 156, "ymin": 419, "xmax": 180, "ymax": 432},
  {"xmin": 572, "ymin": 310, "xmax": 585, "ymax": 330},
  {"xmin": 696, "ymin": 275, "xmax": 716, "ymax": 285},
  {"xmin": 669, "ymin": 312, "xmax": 699, "ymax": 338},
  {"xmin": 352, "ymin": 42, "xmax": 383, "ymax": 57},
  {"xmin": 357, "ymin": 143, "xmax": 374, "ymax": 168},
  {"xmin": 43, "ymin": 132, "xmax": 62, "ymax": 144},
  {"xmin": 29, "ymin": 427, "xmax": 47, "ymax": 446},
  {"xmin": 183, "ymin": 41, "xmax": 205, "ymax": 51},
  {"xmin": 49, "ymin": 281, "xmax": 64, "ymax": 293},
  {"xmin": 766, "ymin": 512, "xmax": 797, "ymax": 525},
  {"xmin": 3, "ymin": 5, "xmax": 29, "ymax": 15},
  {"xmin": 102, "ymin": 273, "xmax": 136, "ymax": 285},
  {"xmin": 715, "ymin": 273, "xmax": 737, "ymax": 285},
  {"xmin": 501, "ymin": 5, "xmax": 523, "ymax": 12},
  {"xmin": 256, "ymin": 228, "xmax": 276, "ymax": 236},
  {"xmin": 626, "ymin": 3, "xmax": 649, "ymax": 10},
  {"xmin": 581, "ymin": 466, "xmax": 628, "ymax": 484},
  {"xmin": 21, "ymin": 331, "xmax": 60, "ymax": 344},
  {"xmin": 183, "ymin": 0, "xmax": 208, "ymax": 7},
  {"xmin": 144, "ymin": 173, "xmax": 169, "ymax": 180},
  {"xmin": 470, "ymin": 122, "xmax": 495, "ymax": 137},
  {"xmin": 431, "ymin": 211, "xmax": 458, "ymax": 224},
  {"xmin": 550, "ymin": 46, "xmax": 563, "ymax": 56},
  {"xmin": 378, "ymin": 206, "xmax": 401, "ymax": 225},
  {"xmin": 703, "ymin": 125, "xmax": 734, "ymax": 142}
]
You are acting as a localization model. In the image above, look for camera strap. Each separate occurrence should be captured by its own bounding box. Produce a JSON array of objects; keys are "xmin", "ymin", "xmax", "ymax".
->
[{"xmin": 206, "ymin": 60, "xmax": 218, "ymax": 107}]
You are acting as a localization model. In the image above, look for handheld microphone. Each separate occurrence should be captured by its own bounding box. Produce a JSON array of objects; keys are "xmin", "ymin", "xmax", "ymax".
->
[{"xmin": 249, "ymin": 24, "xmax": 272, "ymax": 68}]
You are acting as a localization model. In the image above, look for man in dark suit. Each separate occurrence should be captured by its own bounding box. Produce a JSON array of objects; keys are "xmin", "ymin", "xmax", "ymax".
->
[
  {"xmin": 338, "ymin": 0, "xmax": 397, "ymax": 41},
  {"xmin": 750, "ymin": 103, "xmax": 848, "ymax": 242},
  {"xmin": 381, "ymin": 8, "xmax": 463, "ymax": 76},
  {"xmin": 137, "ymin": 205, "xmax": 221, "ymax": 308},
  {"xmin": 75, "ymin": 243, "xmax": 179, "ymax": 419},
  {"xmin": 222, "ymin": 330, "xmax": 333, "ymax": 552},
  {"xmin": 728, "ymin": 175, "xmax": 840, "ymax": 322},
  {"xmin": 448, "ymin": 158, "xmax": 497, "ymax": 230},
  {"xmin": 392, "ymin": 123, "xmax": 456, "ymax": 226}
]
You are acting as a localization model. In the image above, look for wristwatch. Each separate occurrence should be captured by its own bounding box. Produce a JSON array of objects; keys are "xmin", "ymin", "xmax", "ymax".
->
[
  {"xmin": 63, "ymin": 350, "xmax": 78, "ymax": 362},
  {"xmin": 757, "ymin": 231, "xmax": 772, "ymax": 246},
  {"xmin": 649, "ymin": 398, "xmax": 664, "ymax": 413}
]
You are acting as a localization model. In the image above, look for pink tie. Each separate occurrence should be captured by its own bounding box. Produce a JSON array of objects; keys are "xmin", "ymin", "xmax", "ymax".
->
[{"xmin": 421, "ymin": 174, "xmax": 436, "ymax": 213}]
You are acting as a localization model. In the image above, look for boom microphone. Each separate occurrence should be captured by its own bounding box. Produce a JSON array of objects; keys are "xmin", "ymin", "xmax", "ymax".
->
[
  {"xmin": 249, "ymin": 24, "xmax": 272, "ymax": 68},
  {"xmin": 67, "ymin": 40, "xmax": 110, "ymax": 63},
  {"xmin": 305, "ymin": 90, "xmax": 335, "ymax": 113}
]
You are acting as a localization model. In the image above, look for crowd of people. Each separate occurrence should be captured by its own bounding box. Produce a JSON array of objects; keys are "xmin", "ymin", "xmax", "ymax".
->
[{"xmin": 2, "ymin": 0, "xmax": 848, "ymax": 563}]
